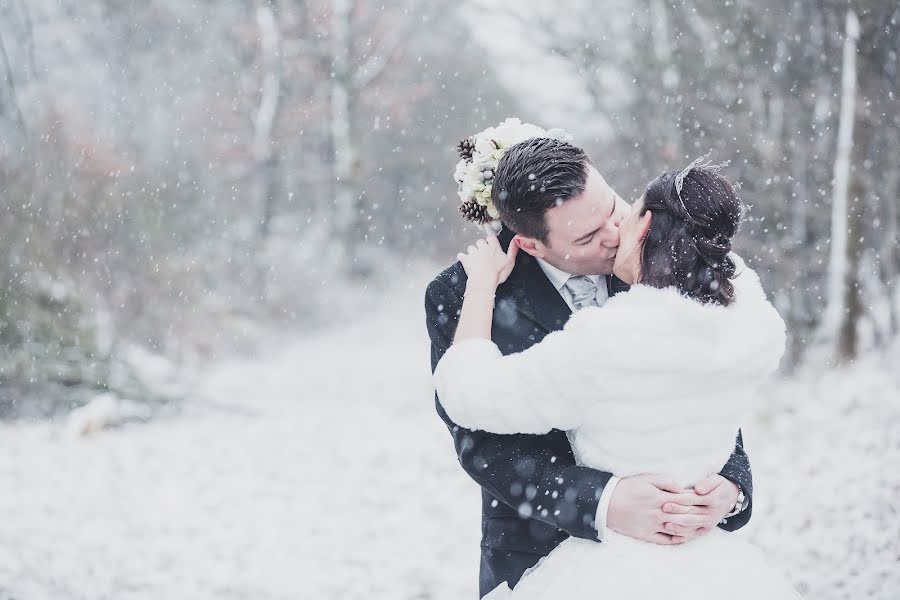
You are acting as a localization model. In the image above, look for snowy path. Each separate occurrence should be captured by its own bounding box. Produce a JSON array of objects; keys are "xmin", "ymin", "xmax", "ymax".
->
[
  {"xmin": 0, "ymin": 278, "xmax": 481, "ymax": 600},
  {"xmin": 1, "ymin": 275, "xmax": 898, "ymax": 599}
]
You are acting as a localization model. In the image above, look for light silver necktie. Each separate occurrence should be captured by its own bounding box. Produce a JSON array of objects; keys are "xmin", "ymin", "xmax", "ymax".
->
[{"xmin": 564, "ymin": 275, "xmax": 600, "ymax": 311}]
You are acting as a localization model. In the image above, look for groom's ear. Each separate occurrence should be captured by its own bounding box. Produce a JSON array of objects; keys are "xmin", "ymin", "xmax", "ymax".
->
[{"xmin": 513, "ymin": 235, "xmax": 544, "ymax": 259}]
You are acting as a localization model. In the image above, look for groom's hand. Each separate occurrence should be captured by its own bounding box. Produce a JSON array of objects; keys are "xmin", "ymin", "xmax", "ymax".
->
[
  {"xmin": 660, "ymin": 474, "xmax": 740, "ymax": 542},
  {"xmin": 606, "ymin": 475, "xmax": 714, "ymax": 545},
  {"xmin": 662, "ymin": 474, "xmax": 738, "ymax": 539}
]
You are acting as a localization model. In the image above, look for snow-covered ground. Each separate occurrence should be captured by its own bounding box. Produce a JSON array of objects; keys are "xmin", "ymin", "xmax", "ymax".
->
[{"xmin": 0, "ymin": 271, "xmax": 897, "ymax": 599}]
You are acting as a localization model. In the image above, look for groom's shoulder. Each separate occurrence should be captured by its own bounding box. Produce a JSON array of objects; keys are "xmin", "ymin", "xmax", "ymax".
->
[{"xmin": 426, "ymin": 261, "xmax": 468, "ymax": 297}]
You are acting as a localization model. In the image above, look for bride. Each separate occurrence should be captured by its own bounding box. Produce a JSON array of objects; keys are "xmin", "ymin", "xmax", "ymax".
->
[{"xmin": 434, "ymin": 160, "xmax": 801, "ymax": 599}]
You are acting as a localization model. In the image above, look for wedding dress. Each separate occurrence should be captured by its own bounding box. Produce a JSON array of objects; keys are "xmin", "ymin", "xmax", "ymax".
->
[{"xmin": 434, "ymin": 257, "xmax": 800, "ymax": 599}]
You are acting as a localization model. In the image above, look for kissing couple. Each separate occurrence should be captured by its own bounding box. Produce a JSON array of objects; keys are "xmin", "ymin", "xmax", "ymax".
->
[{"xmin": 425, "ymin": 119, "xmax": 800, "ymax": 599}]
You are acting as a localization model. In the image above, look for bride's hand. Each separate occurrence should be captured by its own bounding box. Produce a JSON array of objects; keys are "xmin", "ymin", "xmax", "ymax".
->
[{"xmin": 457, "ymin": 235, "xmax": 520, "ymax": 291}]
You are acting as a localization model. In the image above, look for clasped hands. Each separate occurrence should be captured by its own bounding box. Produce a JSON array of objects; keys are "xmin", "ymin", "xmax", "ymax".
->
[{"xmin": 607, "ymin": 474, "xmax": 740, "ymax": 545}]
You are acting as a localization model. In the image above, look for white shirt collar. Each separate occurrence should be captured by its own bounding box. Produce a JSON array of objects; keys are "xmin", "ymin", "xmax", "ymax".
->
[{"xmin": 535, "ymin": 257, "xmax": 604, "ymax": 291}]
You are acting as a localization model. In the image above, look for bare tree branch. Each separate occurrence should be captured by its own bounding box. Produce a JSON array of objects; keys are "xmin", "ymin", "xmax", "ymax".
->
[
  {"xmin": 0, "ymin": 30, "xmax": 26, "ymax": 132},
  {"xmin": 350, "ymin": 16, "xmax": 414, "ymax": 91},
  {"xmin": 15, "ymin": 0, "xmax": 37, "ymax": 80}
]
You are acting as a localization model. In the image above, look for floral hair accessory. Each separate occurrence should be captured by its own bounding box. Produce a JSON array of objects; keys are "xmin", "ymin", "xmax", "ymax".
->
[{"xmin": 454, "ymin": 117, "xmax": 572, "ymax": 235}]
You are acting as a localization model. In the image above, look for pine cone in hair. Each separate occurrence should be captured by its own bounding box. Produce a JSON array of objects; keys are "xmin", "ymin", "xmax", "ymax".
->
[
  {"xmin": 459, "ymin": 199, "xmax": 488, "ymax": 224},
  {"xmin": 456, "ymin": 137, "xmax": 476, "ymax": 160}
]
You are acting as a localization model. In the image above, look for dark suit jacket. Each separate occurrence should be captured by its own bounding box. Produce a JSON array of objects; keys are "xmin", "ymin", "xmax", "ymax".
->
[{"xmin": 425, "ymin": 228, "xmax": 753, "ymax": 597}]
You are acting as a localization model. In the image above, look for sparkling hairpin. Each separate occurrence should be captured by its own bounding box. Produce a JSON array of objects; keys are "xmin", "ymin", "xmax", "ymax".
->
[{"xmin": 673, "ymin": 151, "xmax": 730, "ymax": 213}]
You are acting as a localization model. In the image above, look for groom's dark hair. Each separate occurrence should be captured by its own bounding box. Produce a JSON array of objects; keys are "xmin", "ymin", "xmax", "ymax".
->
[{"xmin": 492, "ymin": 137, "xmax": 592, "ymax": 244}]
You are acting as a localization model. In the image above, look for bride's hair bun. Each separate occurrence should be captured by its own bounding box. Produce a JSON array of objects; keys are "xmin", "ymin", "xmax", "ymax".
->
[
  {"xmin": 692, "ymin": 231, "xmax": 736, "ymax": 296},
  {"xmin": 694, "ymin": 230, "xmax": 736, "ymax": 273},
  {"xmin": 640, "ymin": 167, "xmax": 743, "ymax": 306}
]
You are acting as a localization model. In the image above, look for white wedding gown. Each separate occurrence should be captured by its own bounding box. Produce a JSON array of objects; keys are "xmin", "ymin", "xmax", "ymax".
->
[{"xmin": 434, "ymin": 257, "xmax": 801, "ymax": 599}]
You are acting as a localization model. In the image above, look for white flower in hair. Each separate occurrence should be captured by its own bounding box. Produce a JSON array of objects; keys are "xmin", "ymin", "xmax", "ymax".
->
[
  {"xmin": 492, "ymin": 118, "xmax": 546, "ymax": 149},
  {"xmin": 453, "ymin": 160, "xmax": 468, "ymax": 184},
  {"xmin": 454, "ymin": 117, "xmax": 572, "ymax": 234},
  {"xmin": 545, "ymin": 128, "xmax": 574, "ymax": 143},
  {"xmin": 474, "ymin": 136, "xmax": 497, "ymax": 157}
]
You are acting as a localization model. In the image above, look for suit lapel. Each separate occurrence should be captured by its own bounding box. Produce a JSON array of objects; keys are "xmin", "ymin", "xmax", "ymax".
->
[
  {"xmin": 496, "ymin": 228, "xmax": 630, "ymax": 331},
  {"xmin": 497, "ymin": 228, "xmax": 572, "ymax": 334},
  {"xmin": 607, "ymin": 274, "xmax": 631, "ymax": 297}
]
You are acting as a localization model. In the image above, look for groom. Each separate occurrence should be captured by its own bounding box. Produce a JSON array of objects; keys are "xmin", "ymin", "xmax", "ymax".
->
[{"xmin": 425, "ymin": 137, "xmax": 753, "ymax": 597}]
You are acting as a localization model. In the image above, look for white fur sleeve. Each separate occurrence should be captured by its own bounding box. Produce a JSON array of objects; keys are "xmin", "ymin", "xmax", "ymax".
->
[
  {"xmin": 434, "ymin": 272, "xmax": 786, "ymax": 437},
  {"xmin": 433, "ymin": 290, "xmax": 679, "ymax": 435},
  {"xmin": 433, "ymin": 322, "xmax": 596, "ymax": 434}
]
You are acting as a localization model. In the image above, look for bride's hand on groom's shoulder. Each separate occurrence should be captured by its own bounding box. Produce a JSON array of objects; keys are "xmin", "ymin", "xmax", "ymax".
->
[{"xmin": 457, "ymin": 235, "xmax": 520, "ymax": 290}]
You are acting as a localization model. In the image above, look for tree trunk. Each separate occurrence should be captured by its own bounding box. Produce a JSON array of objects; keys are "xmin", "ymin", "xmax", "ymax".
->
[
  {"xmin": 239, "ymin": 1, "xmax": 283, "ymax": 299},
  {"xmin": 252, "ymin": 1, "xmax": 282, "ymax": 246},
  {"xmin": 649, "ymin": 0, "xmax": 682, "ymax": 162},
  {"xmin": 824, "ymin": 9, "xmax": 859, "ymax": 361},
  {"xmin": 881, "ymin": 128, "xmax": 899, "ymax": 339},
  {"xmin": 784, "ymin": 101, "xmax": 810, "ymax": 369},
  {"xmin": 329, "ymin": 0, "xmax": 364, "ymax": 274},
  {"xmin": 836, "ymin": 156, "xmax": 863, "ymax": 362}
]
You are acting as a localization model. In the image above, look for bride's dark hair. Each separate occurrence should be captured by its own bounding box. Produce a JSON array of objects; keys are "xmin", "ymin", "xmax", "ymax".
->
[{"xmin": 639, "ymin": 168, "xmax": 743, "ymax": 307}]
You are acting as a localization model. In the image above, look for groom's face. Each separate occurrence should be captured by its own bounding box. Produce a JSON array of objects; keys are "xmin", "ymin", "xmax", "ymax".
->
[{"xmin": 527, "ymin": 167, "xmax": 629, "ymax": 275}]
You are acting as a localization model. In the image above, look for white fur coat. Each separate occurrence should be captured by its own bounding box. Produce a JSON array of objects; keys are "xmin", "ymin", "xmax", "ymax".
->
[{"xmin": 434, "ymin": 257, "xmax": 786, "ymax": 488}]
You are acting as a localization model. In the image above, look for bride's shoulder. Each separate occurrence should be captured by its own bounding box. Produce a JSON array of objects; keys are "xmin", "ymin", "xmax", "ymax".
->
[
  {"xmin": 729, "ymin": 254, "xmax": 767, "ymax": 303},
  {"xmin": 599, "ymin": 283, "xmax": 692, "ymax": 314},
  {"xmin": 563, "ymin": 284, "xmax": 689, "ymax": 331}
]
